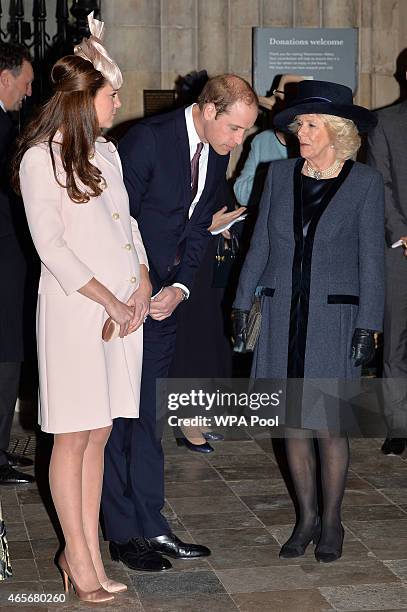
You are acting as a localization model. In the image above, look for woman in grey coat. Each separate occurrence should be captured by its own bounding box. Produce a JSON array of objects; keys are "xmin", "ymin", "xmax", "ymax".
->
[{"xmin": 233, "ymin": 80, "xmax": 385, "ymax": 563}]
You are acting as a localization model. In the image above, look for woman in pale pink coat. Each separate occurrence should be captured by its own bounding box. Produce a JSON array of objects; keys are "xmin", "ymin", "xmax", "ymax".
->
[{"xmin": 12, "ymin": 15, "xmax": 150, "ymax": 603}]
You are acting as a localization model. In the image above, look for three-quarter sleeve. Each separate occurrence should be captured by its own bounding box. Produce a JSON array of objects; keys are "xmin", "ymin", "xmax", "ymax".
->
[
  {"xmin": 130, "ymin": 216, "xmax": 149, "ymax": 269},
  {"xmin": 19, "ymin": 145, "xmax": 94, "ymax": 295}
]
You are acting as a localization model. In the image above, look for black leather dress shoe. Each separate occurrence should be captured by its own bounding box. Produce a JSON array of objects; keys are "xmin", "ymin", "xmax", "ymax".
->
[
  {"xmin": 381, "ymin": 438, "xmax": 406, "ymax": 455},
  {"xmin": 110, "ymin": 537, "xmax": 172, "ymax": 572},
  {"xmin": 6, "ymin": 452, "xmax": 34, "ymax": 468},
  {"xmin": 203, "ymin": 431, "xmax": 224, "ymax": 441},
  {"xmin": 147, "ymin": 533, "xmax": 211, "ymax": 558},
  {"xmin": 176, "ymin": 437, "xmax": 214, "ymax": 453},
  {"xmin": 0, "ymin": 465, "xmax": 35, "ymax": 485}
]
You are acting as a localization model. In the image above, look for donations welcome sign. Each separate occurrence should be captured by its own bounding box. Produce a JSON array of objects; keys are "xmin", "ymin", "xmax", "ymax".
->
[{"xmin": 253, "ymin": 28, "xmax": 358, "ymax": 95}]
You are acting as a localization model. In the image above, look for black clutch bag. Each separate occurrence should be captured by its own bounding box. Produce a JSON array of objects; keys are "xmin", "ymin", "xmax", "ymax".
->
[{"xmin": 212, "ymin": 233, "xmax": 239, "ymax": 288}]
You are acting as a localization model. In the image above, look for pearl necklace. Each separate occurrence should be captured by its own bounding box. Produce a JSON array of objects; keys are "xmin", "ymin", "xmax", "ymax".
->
[{"xmin": 304, "ymin": 159, "xmax": 342, "ymax": 180}]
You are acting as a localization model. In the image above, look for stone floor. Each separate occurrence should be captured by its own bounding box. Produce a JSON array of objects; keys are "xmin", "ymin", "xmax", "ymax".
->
[{"xmin": 0, "ymin": 424, "xmax": 406, "ymax": 612}]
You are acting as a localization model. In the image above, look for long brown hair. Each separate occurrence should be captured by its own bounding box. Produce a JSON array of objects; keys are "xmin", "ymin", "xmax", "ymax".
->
[{"xmin": 12, "ymin": 55, "xmax": 108, "ymax": 203}]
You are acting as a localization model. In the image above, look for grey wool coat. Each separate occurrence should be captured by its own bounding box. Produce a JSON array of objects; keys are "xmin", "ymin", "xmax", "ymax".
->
[{"xmin": 234, "ymin": 158, "xmax": 385, "ymax": 382}]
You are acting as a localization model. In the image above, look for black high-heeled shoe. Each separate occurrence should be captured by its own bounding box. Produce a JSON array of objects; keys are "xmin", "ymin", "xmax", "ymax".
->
[
  {"xmin": 176, "ymin": 437, "xmax": 214, "ymax": 453},
  {"xmin": 315, "ymin": 525, "xmax": 344, "ymax": 563},
  {"xmin": 279, "ymin": 518, "xmax": 321, "ymax": 559},
  {"xmin": 203, "ymin": 431, "xmax": 224, "ymax": 441}
]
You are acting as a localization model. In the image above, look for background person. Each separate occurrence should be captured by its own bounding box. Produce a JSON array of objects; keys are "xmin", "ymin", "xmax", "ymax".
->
[
  {"xmin": 367, "ymin": 73, "xmax": 407, "ymax": 455},
  {"xmin": 13, "ymin": 14, "xmax": 150, "ymax": 602},
  {"xmin": 168, "ymin": 70, "xmax": 246, "ymax": 453},
  {"xmin": 0, "ymin": 41, "xmax": 34, "ymax": 486},
  {"xmin": 168, "ymin": 188, "xmax": 244, "ymax": 453},
  {"xmin": 234, "ymin": 74, "xmax": 304, "ymax": 207},
  {"xmin": 233, "ymin": 80, "xmax": 384, "ymax": 563}
]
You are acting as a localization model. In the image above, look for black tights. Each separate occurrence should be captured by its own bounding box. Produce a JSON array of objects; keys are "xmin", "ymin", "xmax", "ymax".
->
[{"xmin": 284, "ymin": 432, "xmax": 349, "ymax": 549}]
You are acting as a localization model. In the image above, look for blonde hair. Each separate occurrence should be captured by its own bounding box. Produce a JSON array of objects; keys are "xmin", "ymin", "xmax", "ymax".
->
[
  {"xmin": 74, "ymin": 12, "xmax": 123, "ymax": 90},
  {"xmin": 289, "ymin": 114, "xmax": 361, "ymax": 160}
]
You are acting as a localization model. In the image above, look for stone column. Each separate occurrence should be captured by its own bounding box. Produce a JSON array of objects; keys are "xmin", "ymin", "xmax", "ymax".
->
[
  {"xmin": 262, "ymin": 0, "xmax": 294, "ymax": 26},
  {"xmin": 294, "ymin": 0, "xmax": 322, "ymax": 27},
  {"xmin": 371, "ymin": 0, "xmax": 402, "ymax": 108},
  {"xmin": 359, "ymin": 0, "xmax": 373, "ymax": 108},
  {"xmin": 160, "ymin": 0, "xmax": 198, "ymax": 89},
  {"xmin": 197, "ymin": 0, "xmax": 228, "ymax": 75},
  {"xmin": 228, "ymin": 0, "xmax": 261, "ymax": 81},
  {"xmin": 103, "ymin": 0, "xmax": 162, "ymax": 121},
  {"xmin": 323, "ymin": 0, "xmax": 358, "ymax": 27}
]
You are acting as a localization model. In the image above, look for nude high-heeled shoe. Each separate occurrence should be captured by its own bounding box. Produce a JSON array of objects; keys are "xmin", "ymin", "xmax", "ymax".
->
[
  {"xmin": 100, "ymin": 578, "xmax": 127, "ymax": 593},
  {"xmin": 57, "ymin": 551, "xmax": 115, "ymax": 603}
]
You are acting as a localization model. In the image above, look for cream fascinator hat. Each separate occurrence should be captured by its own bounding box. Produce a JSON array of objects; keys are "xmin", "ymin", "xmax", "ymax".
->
[{"xmin": 74, "ymin": 11, "xmax": 123, "ymax": 90}]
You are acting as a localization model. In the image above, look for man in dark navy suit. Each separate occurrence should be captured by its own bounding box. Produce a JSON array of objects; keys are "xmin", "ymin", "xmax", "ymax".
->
[
  {"xmin": 102, "ymin": 74, "xmax": 258, "ymax": 571},
  {"xmin": 0, "ymin": 42, "xmax": 34, "ymax": 486},
  {"xmin": 367, "ymin": 74, "xmax": 407, "ymax": 456}
]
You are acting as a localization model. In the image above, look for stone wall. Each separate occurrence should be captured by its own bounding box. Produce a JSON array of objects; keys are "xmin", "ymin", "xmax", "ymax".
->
[{"xmin": 103, "ymin": 0, "xmax": 407, "ymax": 124}]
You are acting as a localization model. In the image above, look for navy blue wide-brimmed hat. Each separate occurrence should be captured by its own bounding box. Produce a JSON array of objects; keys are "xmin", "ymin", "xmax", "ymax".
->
[{"xmin": 273, "ymin": 80, "xmax": 377, "ymax": 133}]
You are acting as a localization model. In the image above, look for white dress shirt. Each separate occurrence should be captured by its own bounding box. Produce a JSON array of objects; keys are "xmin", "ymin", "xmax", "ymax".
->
[
  {"xmin": 172, "ymin": 104, "xmax": 210, "ymax": 298},
  {"xmin": 184, "ymin": 103, "xmax": 209, "ymax": 217}
]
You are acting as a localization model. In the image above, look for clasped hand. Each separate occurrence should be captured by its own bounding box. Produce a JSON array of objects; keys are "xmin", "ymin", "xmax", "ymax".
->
[
  {"xmin": 149, "ymin": 286, "xmax": 184, "ymax": 321},
  {"xmin": 105, "ymin": 285, "xmax": 151, "ymax": 338}
]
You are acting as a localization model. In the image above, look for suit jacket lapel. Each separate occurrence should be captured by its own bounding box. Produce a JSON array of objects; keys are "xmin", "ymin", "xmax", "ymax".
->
[
  {"xmin": 174, "ymin": 110, "xmax": 191, "ymax": 214},
  {"xmin": 176, "ymin": 146, "xmax": 218, "ymax": 247},
  {"xmin": 192, "ymin": 146, "xmax": 215, "ymax": 216}
]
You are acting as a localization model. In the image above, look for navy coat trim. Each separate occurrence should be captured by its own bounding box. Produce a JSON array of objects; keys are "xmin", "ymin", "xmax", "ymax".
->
[
  {"xmin": 328, "ymin": 294, "xmax": 359, "ymax": 305},
  {"xmin": 287, "ymin": 159, "xmax": 354, "ymax": 378}
]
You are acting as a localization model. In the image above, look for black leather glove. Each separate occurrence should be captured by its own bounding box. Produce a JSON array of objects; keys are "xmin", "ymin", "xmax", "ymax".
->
[
  {"xmin": 231, "ymin": 309, "xmax": 249, "ymax": 353},
  {"xmin": 351, "ymin": 328, "xmax": 376, "ymax": 367}
]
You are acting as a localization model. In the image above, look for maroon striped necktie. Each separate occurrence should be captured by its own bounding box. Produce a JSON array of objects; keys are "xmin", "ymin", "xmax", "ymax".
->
[{"xmin": 190, "ymin": 142, "xmax": 204, "ymax": 202}]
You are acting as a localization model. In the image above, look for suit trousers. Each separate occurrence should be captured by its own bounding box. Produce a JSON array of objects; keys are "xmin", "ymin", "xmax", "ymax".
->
[
  {"xmin": 0, "ymin": 362, "xmax": 21, "ymax": 465},
  {"xmin": 382, "ymin": 248, "xmax": 407, "ymax": 437},
  {"xmin": 102, "ymin": 314, "xmax": 177, "ymax": 542}
]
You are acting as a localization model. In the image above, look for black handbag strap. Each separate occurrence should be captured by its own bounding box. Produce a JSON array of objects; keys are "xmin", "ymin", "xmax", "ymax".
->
[{"xmin": 216, "ymin": 232, "xmax": 239, "ymax": 259}]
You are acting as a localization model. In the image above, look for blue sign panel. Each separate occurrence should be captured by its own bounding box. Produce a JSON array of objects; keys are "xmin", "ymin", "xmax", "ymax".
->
[{"xmin": 253, "ymin": 28, "xmax": 358, "ymax": 95}]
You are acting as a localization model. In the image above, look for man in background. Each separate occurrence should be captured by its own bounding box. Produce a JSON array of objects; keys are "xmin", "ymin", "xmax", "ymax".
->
[
  {"xmin": 367, "ymin": 71, "xmax": 407, "ymax": 455},
  {"xmin": 0, "ymin": 41, "xmax": 34, "ymax": 484}
]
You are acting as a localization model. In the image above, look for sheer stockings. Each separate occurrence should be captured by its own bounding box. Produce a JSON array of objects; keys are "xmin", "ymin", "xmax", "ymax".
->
[
  {"xmin": 283, "ymin": 436, "xmax": 318, "ymax": 550},
  {"xmin": 316, "ymin": 435, "xmax": 349, "ymax": 555},
  {"xmin": 282, "ymin": 431, "xmax": 349, "ymax": 558}
]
